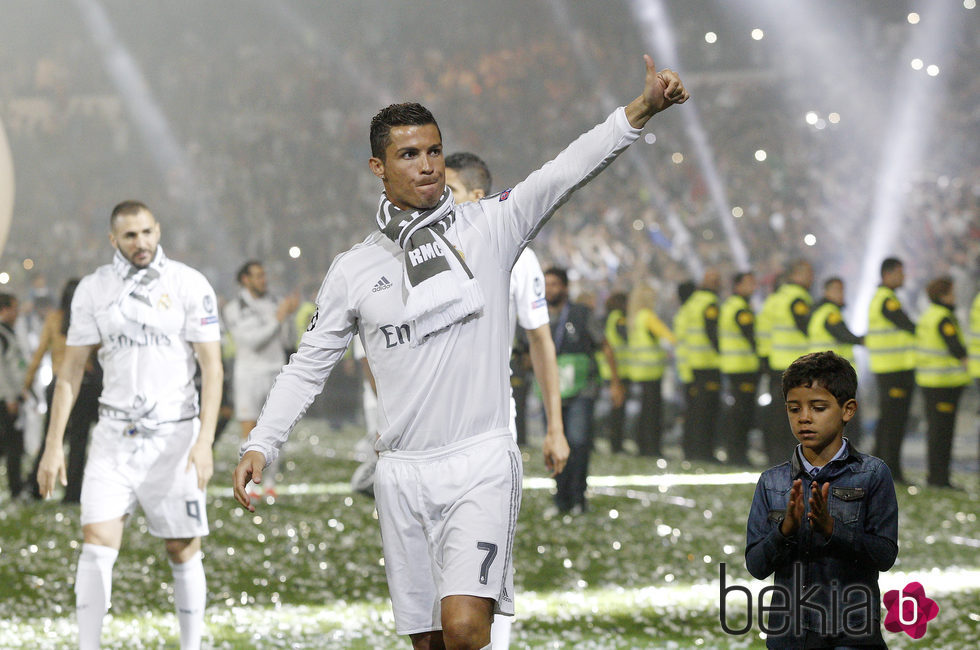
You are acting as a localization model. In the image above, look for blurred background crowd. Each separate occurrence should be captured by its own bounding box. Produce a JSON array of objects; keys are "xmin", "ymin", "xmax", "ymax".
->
[{"xmin": 0, "ymin": 0, "xmax": 976, "ymax": 492}]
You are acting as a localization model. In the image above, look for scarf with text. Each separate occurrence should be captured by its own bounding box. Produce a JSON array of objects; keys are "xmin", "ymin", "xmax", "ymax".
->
[{"xmin": 376, "ymin": 187, "xmax": 484, "ymax": 346}]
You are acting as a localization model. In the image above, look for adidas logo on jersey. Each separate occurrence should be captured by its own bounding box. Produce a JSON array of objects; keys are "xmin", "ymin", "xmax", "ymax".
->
[{"xmin": 372, "ymin": 276, "xmax": 393, "ymax": 293}]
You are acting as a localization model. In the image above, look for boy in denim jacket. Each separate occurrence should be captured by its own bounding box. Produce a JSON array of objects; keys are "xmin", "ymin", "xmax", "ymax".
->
[{"xmin": 746, "ymin": 351, "xmax": 898, "ymax": 648}]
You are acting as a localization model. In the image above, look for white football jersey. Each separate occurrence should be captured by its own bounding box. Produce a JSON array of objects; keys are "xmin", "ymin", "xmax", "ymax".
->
[
  {"xmin": 68, "ymin": 247, "xmax": 221, "ymax": 425},
  {"xmin": 244, "ymin": 107, "xmax": 639, "ymax": 463},
  {"xmin": 509, "ymin": 247, "xmax": 549, "ymax": 341}
]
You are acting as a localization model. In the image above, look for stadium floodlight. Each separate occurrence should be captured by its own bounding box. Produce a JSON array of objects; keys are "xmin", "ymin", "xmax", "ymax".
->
[
  {"xmin": 544, "ymin": 0, "xmax": 705, "ymax": 278},
  {"xmin": 72, "ymin": 0, "xmax": 226, "ymax": 260},
  {"xmin": 852, "ymin": 1, "xmax": 961, "ymax": 332},
  {"xmin": 627, "ymin": 0, "xmax": 752, "ymax": 271}
]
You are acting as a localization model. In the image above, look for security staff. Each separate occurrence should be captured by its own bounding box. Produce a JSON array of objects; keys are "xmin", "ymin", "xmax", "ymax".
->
[
  {"xmin": 599, "ymin": 292, "xmax": 630, "ymax": 453},
  {"xmin": 866, "ymin": 257, "xmax": 916, "ymax": 483},
  {"xmin": 809, "ymin": 277, "xmax": 865, "ymax": 444},
  {"xmin": 915, "ymin": 277, "xmax": 968, "ymax": 489},
  {"xmin": 970, "ymin": 289, "xmax": 980, "ymax": 382},
  {"xmin": 682, "ymin": 269, "xmax": 722, "ymax": 462},
  {"xmin": 718, "ymin": 271, "xmax": 758, "ymax": 466},
  {"xmin": 626, "ymin": 284, "xmax": 673, "ymax": 457},
  {"xmin": 673, "ymin": 280, "xmax": 696, "ymax": 454},
  {"xmin": 766, "ymin": 260, "xmax": 813, "ymax": 462}
]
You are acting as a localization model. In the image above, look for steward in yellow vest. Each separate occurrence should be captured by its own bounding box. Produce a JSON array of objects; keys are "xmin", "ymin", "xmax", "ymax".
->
[
  {"xmin": 808, "ymin": 277, "xmax": 865, "ymax": 445},
  {"xmin": 627, "ymin": 285, "xmax": 674, "ymax": 456},
  {"xmin": 866, "ymin": 257, "xmax": 917, "ymax": 483},
  {"xmin": 764, "ymin": 260, "xmax": 813, "ymax": 463},
  {"xmin": 599, "ymin": 293, "xmax": 630, "ymax": 453},
  {"xmin": 915, "ymin": 276, "xmax": 968, "ymax": 488},
  {"xmin": 682, "ymin": 269, "xmax": 722, "ymax": 462},
  {"xmin": 718, "ymin": 271, "xmax": 758, "ymax": 465},
  {"xmin": 968, "ymin": 290, "xmax": 980, "ymax": 381}
]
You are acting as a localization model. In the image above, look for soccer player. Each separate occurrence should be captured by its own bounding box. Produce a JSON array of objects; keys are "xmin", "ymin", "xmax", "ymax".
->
[
  {"xmin": 234, "ymin": 56, "xmax": 688, "ymax": 650},
  {"xmin": 223, "ymin": 260, "xmax": 299, "ymax": 499},
  {"xmin": 445, "ymin": 151, "xmax": 567, "ymax": 650},
  {"xmin": 37, "ymin": 201, "xmax": 223, "ymax": 650}
]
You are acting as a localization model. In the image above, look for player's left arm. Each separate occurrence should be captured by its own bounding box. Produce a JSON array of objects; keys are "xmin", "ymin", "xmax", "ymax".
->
[
  {"xmin": 526, "ymin": 324, "xmax": 568, "ymax": 476},
  {"xmin": 188, "ymin": 339, "xmax": 223, "ymax": 489}
]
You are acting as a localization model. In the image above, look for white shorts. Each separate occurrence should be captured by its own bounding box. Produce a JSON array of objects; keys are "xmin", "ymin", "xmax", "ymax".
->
[
  {"xmin": 233, "ymin": 366, "xmax": 280, "ymax": 421},
  {"xmin": 375, "ymin": 430, "xmax": 522, "ymax": 636},
  {"xmin": 80, "ymin": 418, "xmax": 209, "ymax": 539}
]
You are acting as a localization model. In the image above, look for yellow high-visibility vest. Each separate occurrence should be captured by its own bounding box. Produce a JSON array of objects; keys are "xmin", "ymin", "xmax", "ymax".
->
[
  {"xmin": 866, "ymin": 286, "xmax": 915, "ymax": 373},
  {"xmin": 915, "ymin": 303, "xmax": 968, "ymax": 388},
  {"xmin": 808, "ymin": 301, "xmax": 856, "ymax": 366},
  {"xmin": 597, "ymin": 309, "xmax": 628, "ymax": 381},
  {"xmin": 968, "ymin": 292, "xmax": 980, "ymax": 380},
  {"xmin": 719, "ymin": 295, "xmax": 759, "ymax": 374},
  {"xmin": 769, "ymin": 283, "xmax": 812, "ymax": 371},
  {"xmin": 684, "ymin": 290, "xmax": 720, "ymax": 370},
  {"xmin": 628, "ymin": 308, "xmax": 666, "ymax": 381},
  {"xmin": 756, "ymin": 291, "xmax": 779, "ymax": 361},
  {"xmin": 673, "ymin": 302, "xmax": 693, "ymax": 384}
]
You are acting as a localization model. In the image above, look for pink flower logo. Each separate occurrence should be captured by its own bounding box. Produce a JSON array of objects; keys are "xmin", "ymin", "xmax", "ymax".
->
[{"xmin": 883, "ymin": 582, "xmax": 939, "ymax": 639}]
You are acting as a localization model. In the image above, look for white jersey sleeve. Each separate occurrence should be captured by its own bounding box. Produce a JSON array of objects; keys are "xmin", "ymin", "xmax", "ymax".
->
[
  {"xmin": 486, "ymin": 107, "xmax": 640, "ymax": 270},
  {"xmin": 241, "ymin": 251, "xmax": 356, "ymax": 466},
  {"xmin": 510, "ymin": 247, "xmax": 549, "ymax": 334},
  {"xmin": 181, "ymin": 269, "xmax": 221, "ymax": 343}
]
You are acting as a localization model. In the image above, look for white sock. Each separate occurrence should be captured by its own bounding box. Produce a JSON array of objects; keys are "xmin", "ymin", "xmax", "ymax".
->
[
  {"xmin": 75, "ymin": 543, "xmax": 118, "ymax": 650},
  {"xmin": 490, "ymin": 614, "xmax": 512, "ymax": 650},
  {"xmin": 170, "ymin": 551, "xmax": 206, "ymax": 650}
]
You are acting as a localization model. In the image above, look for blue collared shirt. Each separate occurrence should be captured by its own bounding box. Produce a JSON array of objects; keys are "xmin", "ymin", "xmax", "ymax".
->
[{"xmin": 798, "ymin": 439, "xmax": 849, "ymax": 479}]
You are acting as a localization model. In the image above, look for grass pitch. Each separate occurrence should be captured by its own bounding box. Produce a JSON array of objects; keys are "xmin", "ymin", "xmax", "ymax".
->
[{"xmin": 1, "ymin": 419, "xmax": 977, "ymax": 649}]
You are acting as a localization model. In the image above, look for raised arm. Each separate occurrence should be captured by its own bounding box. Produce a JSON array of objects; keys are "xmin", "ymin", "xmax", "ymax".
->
[{"xmin": 624, "ymin": 55, "xmax": 690, "ymax": 129}]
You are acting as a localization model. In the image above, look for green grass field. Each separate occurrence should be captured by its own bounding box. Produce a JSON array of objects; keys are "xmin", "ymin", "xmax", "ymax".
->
[{"xmin": 1, "ymin": 419, "xmax": 977, "ymax": 649}]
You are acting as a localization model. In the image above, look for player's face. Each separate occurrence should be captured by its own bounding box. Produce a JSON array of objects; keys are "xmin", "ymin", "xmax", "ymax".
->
[
  {"xmin": 445, "ymin": 168, "xmax": 482, "ymax": 204},
  {"xmin": 369, "ymin": 124, "xmax": 444, "ymax": 211},
  {"xmin": 110, "ymin": 209, "xmax": 161, "ymax": 268},
  {"xmin": 785, "ymin": 383, "xmax": 854, "ymax": 459}
]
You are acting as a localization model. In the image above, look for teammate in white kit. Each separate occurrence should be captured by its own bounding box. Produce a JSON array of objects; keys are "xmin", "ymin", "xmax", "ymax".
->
[
  {"xmin": 234, "ymin": 56, "xmax": 688, "ymax": 650},
  {"xmin": 223, "ymin": 260, "xmax": 298, "ymax": 498},
  {"xmin": 38, "ymin": 201, "xmax": 223, "ymax": 650}
]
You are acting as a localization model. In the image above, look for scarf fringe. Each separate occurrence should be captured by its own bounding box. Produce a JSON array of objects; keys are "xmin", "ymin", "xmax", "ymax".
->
[{"xmin": 408, "ymin": 276, "xmax": 484, "ymax": 347}]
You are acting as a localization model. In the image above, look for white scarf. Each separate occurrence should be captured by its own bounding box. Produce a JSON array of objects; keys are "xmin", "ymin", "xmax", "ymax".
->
[{"xmin": 376, "ymin": 187, "xmax": 484, "ymax": 346}]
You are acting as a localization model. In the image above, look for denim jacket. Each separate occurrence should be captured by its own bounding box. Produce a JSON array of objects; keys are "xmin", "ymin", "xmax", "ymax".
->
[{"xmin": 745, "ymin": 441, "xmax": 898, "ymax": 648}]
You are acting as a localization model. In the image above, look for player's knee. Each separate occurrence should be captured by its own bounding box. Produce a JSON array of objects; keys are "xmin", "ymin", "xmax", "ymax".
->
[
  {"xmin": 441, "ymin": 609, "xmax": 491, "ymax": 650},
  {"xmin": 165, "ymin": 537, "xmax": 200, "ymax": 563}
]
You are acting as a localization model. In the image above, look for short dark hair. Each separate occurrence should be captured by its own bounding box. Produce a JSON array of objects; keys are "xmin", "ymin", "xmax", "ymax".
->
[
  {"xmin": 369, "ymin": 103, "xmax": 441, "ymax": 160},
  {"xmin": 110, "ymin": 200, "xmax": 151, "ymax": 226},
  {"xmin": 60, "ymin": 278, "xmax": 81, "ymax": 336},
  {"xmin": 0, "ymin": 293, "xmax": 16, "ymax": 311},
  {"xmin": 880, "ymin": 257, "xmax": 903, "ymax": 277},
  {"xmin": 445, "ymin": 152, "xmax": 492, "ymax": 195},
  {"xmin": 926, "ymin": 276, "xmax": 953, "ymax": 303},
  {"xmin": 236, "ymin": 260, "xmax": 262, "ymax": 284},
  {"xmin": 823, "ymin": 276, "xmax": 843, "ymax": 291},
  {"xmin": 781, "ymin": 351, "xmax": 857, "ymax": 406},
  {"xmin": 605, "ymin": 291, "xmax": 628, "ymax": 313},
  {"xmin": 732, "ymin": 271, "xmax": 753, "ymax": 289},
  {"xmin": 544, "ymin": 267, "xmax": 569, "ymax": 287},
  {"xmin": 677, "ymin": 280, "xmax": 696, "ymax": 304}
]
